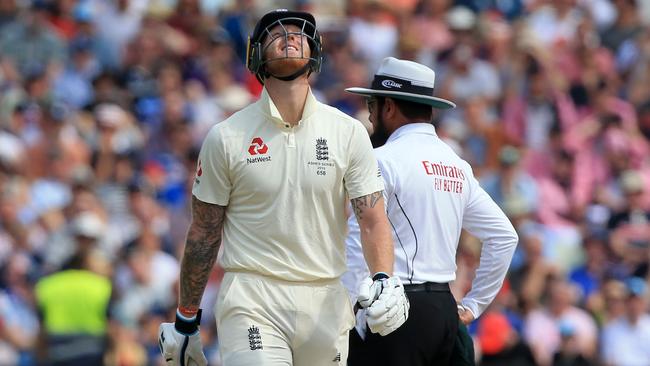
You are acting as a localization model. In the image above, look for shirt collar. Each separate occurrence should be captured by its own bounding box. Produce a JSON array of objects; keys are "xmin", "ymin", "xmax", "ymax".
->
[
  {"xmin": 258, "ymin": 87, "xmax": 319, "ymax": 128},
  {"xmin": 386, "ymin": 123, "xmax": 438, "ymax": 144}
]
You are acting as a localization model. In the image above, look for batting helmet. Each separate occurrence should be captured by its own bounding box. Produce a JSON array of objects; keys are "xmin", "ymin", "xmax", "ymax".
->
[{"xmin": 246, "ymin": 9, "xmax": 323, "ymax": 84}]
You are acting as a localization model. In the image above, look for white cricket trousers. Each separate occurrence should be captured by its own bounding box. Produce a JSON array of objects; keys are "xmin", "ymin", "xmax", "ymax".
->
[{"xmin": 215, "ymin": 271, "xmax": 355, "ymax": 366}]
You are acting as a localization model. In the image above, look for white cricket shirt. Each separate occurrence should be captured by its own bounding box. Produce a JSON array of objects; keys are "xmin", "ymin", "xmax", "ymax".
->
[
  {"xmin": 343, "ymin": 123, "xmax": 518, "ymax": 317},
  {"xmin": 193, "ymin": 88, "xmax": 384, "ymax": 282}
]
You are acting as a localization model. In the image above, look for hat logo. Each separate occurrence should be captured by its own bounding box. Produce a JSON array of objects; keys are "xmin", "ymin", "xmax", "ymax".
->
[{"xmin": 381, "ymin": 79, "xmax": 402, "ymax": 89}]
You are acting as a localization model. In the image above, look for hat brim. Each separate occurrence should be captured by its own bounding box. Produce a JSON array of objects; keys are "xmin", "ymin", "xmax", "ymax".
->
[{"xmin": 346, "ymin": 87, "xmax": 456, "ymax": 109}]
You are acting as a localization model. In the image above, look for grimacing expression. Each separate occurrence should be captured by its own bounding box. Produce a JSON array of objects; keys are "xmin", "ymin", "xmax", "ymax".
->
[{"xmin": 262, "ymin": 24, "xmax": 311, "ymax": 78}]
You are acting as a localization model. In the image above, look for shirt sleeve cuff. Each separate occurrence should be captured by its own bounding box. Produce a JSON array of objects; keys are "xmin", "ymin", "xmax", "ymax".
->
[{"xmin": 460, "ymin": 299, "xmax": 479, "ymax": 319}]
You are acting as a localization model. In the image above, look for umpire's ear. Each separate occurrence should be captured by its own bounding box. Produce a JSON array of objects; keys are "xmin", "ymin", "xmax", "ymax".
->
[{"xmin": 383, "ymin": 98, "xmax": 397, "ymax": 119}]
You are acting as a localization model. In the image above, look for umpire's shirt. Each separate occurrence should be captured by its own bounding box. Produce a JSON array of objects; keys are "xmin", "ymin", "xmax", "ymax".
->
[{"xmin": 344, "ymin": 123, "xmax": 518, "ymax": 319}]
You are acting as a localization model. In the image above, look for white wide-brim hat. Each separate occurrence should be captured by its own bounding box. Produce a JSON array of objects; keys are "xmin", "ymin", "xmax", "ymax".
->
[{"xmin": 346, "ymin": 57, "xmax": 456, "ymax": 109}]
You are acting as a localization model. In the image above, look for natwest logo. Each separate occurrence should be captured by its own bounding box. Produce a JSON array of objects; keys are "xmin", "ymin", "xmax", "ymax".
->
[{"xmin": 248, "ymin": 137, "xmax": 268, "ymax": 155}]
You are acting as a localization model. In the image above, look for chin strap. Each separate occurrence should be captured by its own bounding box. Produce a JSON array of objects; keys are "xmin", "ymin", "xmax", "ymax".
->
[{"xmin": 265, "ymin": 62, "xmax": 311, "ymax": 82}]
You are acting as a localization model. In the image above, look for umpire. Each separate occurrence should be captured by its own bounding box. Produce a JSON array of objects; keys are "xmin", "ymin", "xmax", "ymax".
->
[{"xmin": 343, "ymin": 57, "xmax": 518, "ymax": 365}]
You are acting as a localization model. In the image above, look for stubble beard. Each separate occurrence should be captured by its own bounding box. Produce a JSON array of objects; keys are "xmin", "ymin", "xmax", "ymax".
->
[
  {"xmin": 265, "ymin": 57, "xmax": 310, "ymax": 78},
  {"xmin": 263, "ymin": 37, "xmax": 311, "ymax": 78}
]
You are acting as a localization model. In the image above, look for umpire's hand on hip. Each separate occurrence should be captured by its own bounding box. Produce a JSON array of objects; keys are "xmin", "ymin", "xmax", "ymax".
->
[
  {"xmin": 357, "ymin": 273, "xmax": 410, "ymax": 336},
  {"xmin": 457, "ymin": 304, "xmax": 475, "ymax": 325},
  {"xmin": 158, "ymin": 309, "xmax": 208, "ymax": 366}
]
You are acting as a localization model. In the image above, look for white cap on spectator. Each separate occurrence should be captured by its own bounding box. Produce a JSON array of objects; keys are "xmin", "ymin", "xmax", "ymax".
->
[
  {"xmin": 0, "ymin": 132, "xmax": 25, "ymax": 167},
  {"xmin": 620, "ymin": 170, "xmax": 645, "ymax": 194},
  {"xmin": 503, "ymin": 195, "xmax": 532, "ymax": 217},
  {"xmin": 70, "ymin": 165, "xmax": 95, "ymax": 187},
  {"xmin": 447, "ymin": 6, "xmax": 476, "ymax": 31},
  {"xmin": 95, "ymin": 103, "xmax": 128, "ymax": 128},
  {"xmin": 72, "ymin": 212, "xmax": 106, "ymax": 239},
  {"xmin": 219, "ymin": 88, "xmax": 253, "ymax": 113}
]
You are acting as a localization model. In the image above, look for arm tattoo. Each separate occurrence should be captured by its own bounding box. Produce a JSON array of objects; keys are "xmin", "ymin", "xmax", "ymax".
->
[
  {"xmin": 351, "ymin": 191, "xmax": 383, "ymax": 221},
  {"xmin": 179, "ymin": 196, "xmax": 226, "ymax": 310}
]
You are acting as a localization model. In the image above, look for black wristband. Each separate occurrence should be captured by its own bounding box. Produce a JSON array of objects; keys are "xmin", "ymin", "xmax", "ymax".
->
[
  {"xmin": 372, "ymin": 272, "xmax": 390, "ymax": 281},
  {"xmin": 175, "ymin": 309, "xmax": 202, "ymax": 335}
]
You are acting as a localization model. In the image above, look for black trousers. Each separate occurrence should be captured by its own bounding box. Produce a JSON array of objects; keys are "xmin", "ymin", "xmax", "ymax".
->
[{"xmin": 348, "ymin": 283, "xmax": 459, "ymax": 366}]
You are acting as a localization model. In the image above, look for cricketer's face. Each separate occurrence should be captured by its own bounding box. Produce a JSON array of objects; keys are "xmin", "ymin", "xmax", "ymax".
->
[{"xmin": 262, "ymin": 23, "xmax": 311, "ymax": 78}]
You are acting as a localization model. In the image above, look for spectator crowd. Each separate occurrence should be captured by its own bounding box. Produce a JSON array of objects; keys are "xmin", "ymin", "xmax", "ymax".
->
[{"xmin": 1, "ymin": 0, "xmax": 650, "ymax": 365}]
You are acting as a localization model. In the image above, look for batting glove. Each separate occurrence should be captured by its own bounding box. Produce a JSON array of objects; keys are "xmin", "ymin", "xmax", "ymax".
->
[
  {"xmin": 158, "ymin": 309, "xmax": 208, "ymax": 366},
  {"xmin": 357, "ymin": 272, "xmax": 390, "ymax": 309},
  {"xmin": 366, "ymin": 276, "xmax": 410, "ymax": 336}
]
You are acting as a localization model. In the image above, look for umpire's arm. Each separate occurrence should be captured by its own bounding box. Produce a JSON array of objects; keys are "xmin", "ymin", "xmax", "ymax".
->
[
  {"xmin": 351, "ymin": 191, "xmax": 395, "ymax": 276},
  {"xmin": 460, "ymin": 174, "xmax": 518, "ymax": 321}
]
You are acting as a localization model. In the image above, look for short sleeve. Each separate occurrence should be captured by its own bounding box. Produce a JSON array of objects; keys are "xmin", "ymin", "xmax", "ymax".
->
[
  {"xmin": 192, "ymin": 126, "xmax": 231, "ymax": 205},
  {"xmin": 344, "ymin": 120, "xmax": 384, "ymax": 199}
]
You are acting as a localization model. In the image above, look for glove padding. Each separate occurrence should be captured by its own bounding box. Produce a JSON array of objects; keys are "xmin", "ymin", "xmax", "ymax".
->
[
  {"xmin": 158, "ymin": 311, "xmax": 208, "ymax": 366},
  {"xmin": 357, "ymin": 272, "xmax": 389, "ymax": 309},
  {"xmin": 366, "ymin": 276, "xmax": 409, "ymax": 336}
]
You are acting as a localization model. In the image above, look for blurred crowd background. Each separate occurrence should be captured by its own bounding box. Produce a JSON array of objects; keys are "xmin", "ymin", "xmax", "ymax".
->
[{"xmin": 1, "ymin": 0, "xmax": 650, "ymax": 365}]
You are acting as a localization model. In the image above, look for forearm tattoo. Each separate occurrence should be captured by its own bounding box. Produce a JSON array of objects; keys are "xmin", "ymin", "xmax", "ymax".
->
[
  {"xmin": 351, "ymin": 191, "xmax": 383, "ymax": 221},
  {"xmin": 179, "ymin": 196, "xmax": 226, "ymax": 310}
]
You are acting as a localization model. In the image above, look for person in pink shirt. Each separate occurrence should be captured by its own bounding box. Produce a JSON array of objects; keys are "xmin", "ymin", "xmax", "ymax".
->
[{"xmin": 536, "ymin": 149, "xmax": 583, "ymax": 229}]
